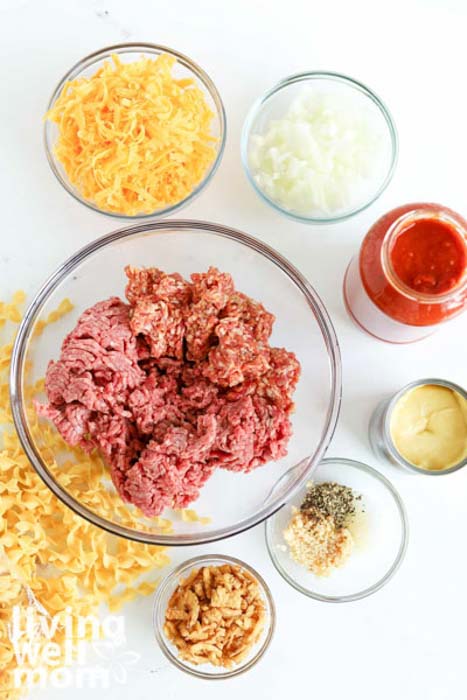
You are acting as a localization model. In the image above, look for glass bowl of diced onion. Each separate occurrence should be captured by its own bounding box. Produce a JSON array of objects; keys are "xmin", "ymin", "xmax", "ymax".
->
[
  {"xmin": 44, "ymin": 43, "xmax": 226, "ymax": 219},
  {"xmin": 241, "ymin": 71, "xmax": 398, "ymax": 224}
]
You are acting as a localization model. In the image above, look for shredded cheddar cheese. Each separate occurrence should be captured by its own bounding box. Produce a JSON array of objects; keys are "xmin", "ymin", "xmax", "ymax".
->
[{"xmin": 46, "ymin": 53, "xmax": 217, "ymax": 215}]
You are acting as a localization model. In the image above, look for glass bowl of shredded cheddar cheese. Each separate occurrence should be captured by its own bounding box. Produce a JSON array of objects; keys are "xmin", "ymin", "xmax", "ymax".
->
[{"xmin": 44, "ymin": 43, "xmax": 226, "ymax": 218}]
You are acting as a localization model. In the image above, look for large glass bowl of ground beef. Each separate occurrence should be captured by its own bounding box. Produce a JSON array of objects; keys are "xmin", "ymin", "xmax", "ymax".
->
[{"xmin": 10, "ymin": 221, "xmax": 341, "ymax": 545}]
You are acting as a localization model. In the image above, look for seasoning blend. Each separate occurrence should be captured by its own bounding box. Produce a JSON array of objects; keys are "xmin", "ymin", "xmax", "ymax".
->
[
  {"xmin": 343, "ymin": 203, "xmax": 467, "ymax": 343},
  {"xmin": 266, "ymin": 458, "xmax": 408, "ymax": 602},
  {"xmin": 369, "ymin": 379, "xmax": 467, "ymax": 474},
  {"xmin": 283, "ymin": 481, "xmax": 364, "ymax": 577}
]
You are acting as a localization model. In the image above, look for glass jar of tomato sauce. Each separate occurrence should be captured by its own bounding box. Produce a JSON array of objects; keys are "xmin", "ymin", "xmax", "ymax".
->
[{"xmin": 343, "ymin": 203, "xmax": 467, "ymax": 343}]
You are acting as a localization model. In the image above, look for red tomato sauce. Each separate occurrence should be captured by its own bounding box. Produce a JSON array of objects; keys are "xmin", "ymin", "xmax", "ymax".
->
[
  {"xmin": 391, "ymin": 218, "xmax": 466, "ymax": 295},
  {"xmin": 360, "ymin": 203, "xmax": 467, "ymax": 326}
]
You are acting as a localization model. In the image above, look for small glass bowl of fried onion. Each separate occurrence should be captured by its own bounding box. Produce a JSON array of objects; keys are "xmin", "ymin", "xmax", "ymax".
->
[
  {"xmin": 153, "ymin": 554, "xmax": 275, "ymax": 678},
  {"xmin": 44, "ymin": 43, "xmax": 226, "ymax": 219}
]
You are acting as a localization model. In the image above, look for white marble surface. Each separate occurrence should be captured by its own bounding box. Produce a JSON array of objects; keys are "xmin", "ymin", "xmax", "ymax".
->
[{"xmin": 1, "ymin": 0, "xmax": 466, "ymax": 698}]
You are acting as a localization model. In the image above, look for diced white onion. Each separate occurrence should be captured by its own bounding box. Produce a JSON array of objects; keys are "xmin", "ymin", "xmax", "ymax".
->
[{"xmin": 248, "ymin": 88, "xmax": 391, "ymax": 218}]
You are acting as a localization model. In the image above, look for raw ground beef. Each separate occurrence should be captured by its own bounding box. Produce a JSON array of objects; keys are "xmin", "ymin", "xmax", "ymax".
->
[{"xmin": 37, "ymin": 266, "xmax": 301, "ymax": 517}]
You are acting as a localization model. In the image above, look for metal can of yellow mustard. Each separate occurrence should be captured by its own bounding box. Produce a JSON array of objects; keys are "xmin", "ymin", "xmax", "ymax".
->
[{"xmin": 369, "ymin": 378, "xmax": 467, "ymax": 475}]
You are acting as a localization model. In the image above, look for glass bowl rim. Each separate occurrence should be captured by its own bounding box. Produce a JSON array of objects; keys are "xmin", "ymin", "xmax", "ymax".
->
[
  {"xmin": 265, "ymin": 457, "xmax": 409, "ymax": 602},
  {"xmin": 241, "ymin": 70, "xmax": 399, "ymax": 225},
  {"xmin": 43, "ymin": 42, "xmax": 227, "ymax": 220},
  {"xmin": 382, "ymin": 378, "xmax": 467, "ymax": 475},
  {"xmin": 152, "ymin": 553, "xmax": 276, "ymax": 679},
  {"xmin": 9, "ymin": 218, "xmax": 342, "ymax": 546}
]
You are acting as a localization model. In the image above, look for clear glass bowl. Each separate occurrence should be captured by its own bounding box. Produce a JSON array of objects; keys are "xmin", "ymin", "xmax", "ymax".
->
[
  {"xmin": 241, "ymin": 71, "xmax": 398, "ymax": 224},
  {"xmin": 10, "ymin": 220, "xmax": 341, "ymax": 545},
  {"xmin": 265, "ymin": 458, "xmax": 408, "ymax": 602},
  {"xmin": 44, "ymin": 43, "xmax": 226, "ymax": 219},
  {"xmin": 153, "ymin": 554, "xmax": 275, "ymax": 678}
]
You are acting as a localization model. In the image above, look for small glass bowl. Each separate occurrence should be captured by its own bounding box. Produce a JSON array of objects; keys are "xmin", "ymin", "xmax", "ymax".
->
[
  {"xmin": 369, "ymin": 378, "xmax": 467, "ymax": 475},
  {"xmin": 44, "ymin": 43, "xmax": 226, "ymax": 219},
  {"xmin": 153, "ymin": 554, "xmax": 275, "ymax": 679},
  {"xmin": 241, "ymin": 71, "xmax": 398, "ymax": 224},
  {"xmin": 265, "ymin": 458, "xmax": 408, "ymax": 602}
]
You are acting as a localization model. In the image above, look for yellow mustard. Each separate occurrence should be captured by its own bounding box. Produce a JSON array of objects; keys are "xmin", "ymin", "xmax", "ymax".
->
[{"xmin": 390, "ymin": 384, "xmax": 467, "ymax": 471}]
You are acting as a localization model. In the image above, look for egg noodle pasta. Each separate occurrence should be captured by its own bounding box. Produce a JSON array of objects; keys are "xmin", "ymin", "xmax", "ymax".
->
[
  {"xmin": 0, "ymin": 293, "xmax": 175, "ymax": 699},
  {"xmin": 178, "ymin": 509, "xmax": 211, "ymax": 525}
]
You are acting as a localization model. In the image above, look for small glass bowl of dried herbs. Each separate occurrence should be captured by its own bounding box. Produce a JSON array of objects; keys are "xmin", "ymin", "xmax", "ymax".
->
[
  {"xmin": 282, "ymin": 481, "xmax": 364, "ymax": 578},
  {"xmin": 265, "ymin": 458, "xmax": 408, "ymax": 602}
]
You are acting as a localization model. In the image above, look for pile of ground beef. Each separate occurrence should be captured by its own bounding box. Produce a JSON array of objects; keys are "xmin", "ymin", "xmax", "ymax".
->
[{"xmin": 37, "ymin": 266, "xmax": 301, "ymax": 517}]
